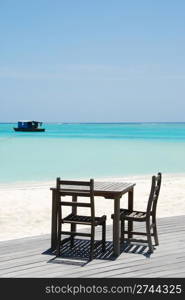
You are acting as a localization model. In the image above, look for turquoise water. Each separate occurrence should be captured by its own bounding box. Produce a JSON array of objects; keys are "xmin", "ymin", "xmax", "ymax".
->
[{"xmin": 0, "ymin": 123, "xmax": 185, "ymax": 183}]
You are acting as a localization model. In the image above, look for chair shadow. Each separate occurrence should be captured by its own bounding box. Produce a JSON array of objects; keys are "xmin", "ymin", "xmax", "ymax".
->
[{"xmin": 43, "ymin": 239, "xmax": 152, "ymax": 266}]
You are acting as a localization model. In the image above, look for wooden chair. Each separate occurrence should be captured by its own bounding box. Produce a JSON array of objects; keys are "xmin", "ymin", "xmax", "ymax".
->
[
  {"xmin": 111, "ymin": 173, "xmax": 162, "ymax": 253},
  {"xmin": 56, "ymin": 178, "xmax": 106, "ymax": 261}
]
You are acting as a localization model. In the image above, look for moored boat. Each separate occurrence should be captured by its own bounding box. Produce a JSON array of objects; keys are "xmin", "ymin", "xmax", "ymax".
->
[{"xmin": 13, "ymin": 121, "xmax": 45, "ymax": 132}]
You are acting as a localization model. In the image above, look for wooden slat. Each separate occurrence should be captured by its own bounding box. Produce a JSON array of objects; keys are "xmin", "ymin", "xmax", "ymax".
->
[
  {"xmin": 59, "ymin": 180, "xmax": 91, "ymax": 186},
  {"xmin": 60, "ymin": 231, "xmax": 91, "ymax": 237},
  {"xmin": 62, "ymin": 220, "xmax": 92, "ymax": 225},
  {"xmin": 128, "ymin": 212, "xmax": 137, "ymax": 217},
  {"xmin": 137, "ymin": 212, "xmax": 145, "ymax": 218},
  {"xmin": 60, "ymin": 201, "xmax": 91, "ymax": 207}
]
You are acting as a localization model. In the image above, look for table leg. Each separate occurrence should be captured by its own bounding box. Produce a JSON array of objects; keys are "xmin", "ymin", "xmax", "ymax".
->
[
  {"xmin": 113, "ymin": 197, "xmax": 120, "ymax": 256},
  {"xmin": 71, "ymin": 195, "xmax": 77, "ymax": 247},
  {"xmin": 128, "ymin": 188, "xmax": 134, "ymax": 239},
  {"xmin": 51, "ymin": 190, "xmax": 58, "ymax": 250}
]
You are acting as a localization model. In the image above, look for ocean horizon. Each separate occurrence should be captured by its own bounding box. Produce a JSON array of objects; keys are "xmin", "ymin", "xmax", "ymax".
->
[{"xmin": 1, "ymin": 122, "xmax": 185, "ymax": 183}]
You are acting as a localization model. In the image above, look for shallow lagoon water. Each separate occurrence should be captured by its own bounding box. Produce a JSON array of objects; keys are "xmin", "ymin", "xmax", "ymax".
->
[{"xmin": 0, "ymin": 123, "xmax": 185, "ymax": 182}]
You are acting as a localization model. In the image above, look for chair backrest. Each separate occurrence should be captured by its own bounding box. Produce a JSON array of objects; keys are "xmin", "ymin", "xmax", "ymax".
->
[
  {"xmin": 56, "ymin": 178, "xmax": 95, "ymax": 222},
  {"xmin": 146, "ymin": 172, "xmax": 162, "ymax": 217}
]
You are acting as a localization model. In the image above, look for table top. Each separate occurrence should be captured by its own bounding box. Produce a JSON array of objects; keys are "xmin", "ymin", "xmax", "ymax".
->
[{"xmin": 50, "ymin": 181, "xmax": 135, "ymax": 197}]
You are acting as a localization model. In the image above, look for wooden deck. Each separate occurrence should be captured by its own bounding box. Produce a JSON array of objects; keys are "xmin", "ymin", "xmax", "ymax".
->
[{"xmin": 0, "ymin": 215, "xmax": 185, "ymax": 278}]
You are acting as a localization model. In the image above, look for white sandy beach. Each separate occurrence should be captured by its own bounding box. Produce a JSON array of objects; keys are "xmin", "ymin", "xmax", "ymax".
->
[{"xmin": 0, "ymin": 173, "xmax": 185, "ymax": 241}]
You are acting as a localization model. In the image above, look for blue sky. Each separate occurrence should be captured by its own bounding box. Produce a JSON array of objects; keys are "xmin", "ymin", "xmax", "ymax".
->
[{"xmin": 0, "ymin": 0, "xmax": 185, "ymax": 122}]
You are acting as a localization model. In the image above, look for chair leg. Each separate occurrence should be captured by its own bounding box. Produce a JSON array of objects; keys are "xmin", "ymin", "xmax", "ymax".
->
[
  {"xmin": 127, "ymin": 220, "xmax": 133, "ymax": 241},
  {"xmin": 71, "ymin": 195, "xmax": 77, "ymax": 248},
  {"xmin": 89, "ymin": 226, "xmax": 95, "ymax": 261},
  {"xmin": 70, "ymin": 224, "xmax": 75, "ymax": 248},
  {"xmin": 146, "ymin": 220, "xmax": 153, "ymax": 253},
  {"xmin": 153, "ymin": 217, "xmax": 159, "ymax": 246},
  {"xmin": 128, "ymin": 220, "xmax": 133, "ymax": 240},
  {"xmin": 102, "ymin": 221, "xmax": 106, "ymax": 252},
  {"xmin": 57, "ymin": 221, "xmax": 61, "ymax": 257},
  {"xmin": 121, "ymin": 220, "xmax": 125, "ymax": 243},
  {"xmin": 56, "ymin": 203, "xmax": 62, "ymax": 257}
]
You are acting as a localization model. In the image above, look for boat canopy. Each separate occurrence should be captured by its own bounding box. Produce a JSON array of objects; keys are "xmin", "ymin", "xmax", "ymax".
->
[{"xmin": 17, "ymin": 121, "xmax": 43, "ymax": 129}]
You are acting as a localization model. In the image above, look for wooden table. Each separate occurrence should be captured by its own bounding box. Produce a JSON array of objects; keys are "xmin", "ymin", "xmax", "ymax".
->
[{"xmin": 50, "ymin": 181, "xmax": 136, "ymax": 257}]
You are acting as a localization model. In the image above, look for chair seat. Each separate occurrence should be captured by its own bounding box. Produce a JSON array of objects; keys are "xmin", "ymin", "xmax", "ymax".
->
[
  {"xmin": 62, "ymin": 213, "xmax": 106, "ymax": 225},
  {"xmin": 111, "ymin": 209, "xmax": 147, "ymax": 222}
]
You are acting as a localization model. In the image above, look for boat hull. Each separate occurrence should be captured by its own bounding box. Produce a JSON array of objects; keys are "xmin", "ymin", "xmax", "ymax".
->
[{"xmin": 14, "ymin": 128, "xmax": 45, "ymax": 132}]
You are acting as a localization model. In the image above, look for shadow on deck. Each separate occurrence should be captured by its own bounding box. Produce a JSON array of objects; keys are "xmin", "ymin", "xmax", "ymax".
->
[{"xmin": 44, "ymin": 239, "xmax": 149, "ymax": 267}]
